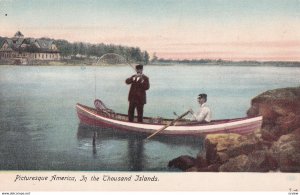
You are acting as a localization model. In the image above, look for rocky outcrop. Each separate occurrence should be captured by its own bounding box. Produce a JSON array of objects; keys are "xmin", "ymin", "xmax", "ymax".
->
[
  {"xmin": 204, "ymin": 133, "xmax": 241, "ymax": 164},
  {"xmin": 219, "ymin": 150, "xmax": 277, "ymax": 172},
  {"xmin": 270, "ymin": 128, "xmax": 300, "ymax": 172},
  {"xmin": 169, "ymin": 87, "xmax": 300, "ymax": 172},
  {"xmin": 191, "ymin": 133, "xmax": 274, "ymax": 172},
  {"xmin": 247, "ymin": 87, "xmax": 300, "ymax": 141}
]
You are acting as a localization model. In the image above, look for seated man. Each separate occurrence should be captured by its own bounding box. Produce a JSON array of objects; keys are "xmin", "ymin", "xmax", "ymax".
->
[{"xmin": 189, "ymin": 93, "xmax": 212, "ymax": 123}]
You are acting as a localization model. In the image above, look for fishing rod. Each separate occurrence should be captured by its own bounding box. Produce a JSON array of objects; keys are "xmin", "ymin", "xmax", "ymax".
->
[
  {"xmin": 93, "ymin": 53, "xmax": 139, "ymax": 99},
  {"xmin": 95, "ymin": 53, "xmax": 137, "ymax": 71}
]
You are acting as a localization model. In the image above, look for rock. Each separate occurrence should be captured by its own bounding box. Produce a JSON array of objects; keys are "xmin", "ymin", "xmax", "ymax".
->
[
  {"xmin": 247, "ymin": 150, "xmax": 277, "ymax": 172},
  {"xmin": 219, "ymin": 155, "xmax": 249, "ymax": 172},
  {"xmin": 247, "ymin": 87, "xmax": 300, "ymax": 141},
  {"xmin": 205, "ymin": 133, "xmax": 241, "ymax": 164},
  {"xmin": 270, "ymin": 129, "xmax": 300, "ymax": 172},
  {"xmin": 185, "ymin": 166, "xmax": 199, "ymax": 172},
  {"xmin": 217, "ymin": 152, "xmax": 229, "ymax": 163},
  {"xmin": 226, "ymin": 134, "xmax": 264, "ymax": 158},
  {"xmin": 205, "ymin": 164, "xmax": 221, "ymax": 172},
  {"xmin": 292, "ymin": 127, "xmax": 300, "ymax": 137},
  {"xmin": 196, "ymin": 163, "xmax": 221, "ymax": 172},
  {"xmin": 205, "ymin": 132, "xmax": 264, "ymax": 163},
  {"xmin": 261, "ymin": 125, "xmax": 281, "ymax": 141},
  {"xmin": 168, "ymin": 155, "xmax": 196, "ymax": 171},
  {"xmin": 219, "ymin": 151, "xmax": 275, "ymax": 172},
  {"xmin": 186, "ymin": 154, "xmax": 221, "ymax": 172},
  {"xmin": 195, "ymin": 154, "xmax": 208, "ymax": 168}
]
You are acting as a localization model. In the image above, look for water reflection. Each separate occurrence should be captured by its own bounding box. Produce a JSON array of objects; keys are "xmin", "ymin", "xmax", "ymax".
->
[
  {"xmin": 128, "ymin": 138, "xmax": 144, "ymax": 171},
  {"xmin": 0, "ymin": 98, "xmax": 47, "ymax": 170},
  {"xmin": 77, "ymin": 124, "xmax": 204, "ymax": 171},
  {"xmin": 92, "ymin": 131, "xmax": 97, "ymax": 157},
  {"xmin": 76, "ymin": 124, "xmax": 204, "ymax": 148}
]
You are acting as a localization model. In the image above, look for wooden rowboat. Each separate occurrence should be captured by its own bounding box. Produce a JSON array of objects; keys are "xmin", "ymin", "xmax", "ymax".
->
[{"xmin": 76, "ymin": 101, "xmax": 263, "ymax": 136}]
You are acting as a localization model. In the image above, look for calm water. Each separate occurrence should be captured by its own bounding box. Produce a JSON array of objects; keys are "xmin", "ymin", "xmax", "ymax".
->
[{"xmin": 0, "ymin": 64, "xmax": 299, "ymax": 171}]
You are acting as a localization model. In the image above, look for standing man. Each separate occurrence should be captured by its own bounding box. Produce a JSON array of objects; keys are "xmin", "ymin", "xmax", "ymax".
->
[
  {"xmin": 189, "ymin": 93, "xmax": 212, "ymax": 123},
  {"xmin": 125, "ymin": 64, "xmax": 150, "ymax": 123}
]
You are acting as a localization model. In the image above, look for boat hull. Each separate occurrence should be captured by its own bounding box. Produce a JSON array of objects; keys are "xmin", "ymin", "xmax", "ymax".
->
[{"xmin": 76, "ymin": 103, "xmax": 263, "ymax": 136}]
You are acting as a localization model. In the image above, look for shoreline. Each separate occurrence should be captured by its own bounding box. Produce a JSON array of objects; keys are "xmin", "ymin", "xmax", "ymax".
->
[{"xmin": 1, "ymin": 61, "xmax": 300, "ymax": 67}]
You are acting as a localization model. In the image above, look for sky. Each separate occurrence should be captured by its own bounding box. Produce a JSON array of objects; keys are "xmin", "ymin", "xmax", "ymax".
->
[{"xmin": 0, "ymin": 0, "xmax": 300, "ymax": 61}]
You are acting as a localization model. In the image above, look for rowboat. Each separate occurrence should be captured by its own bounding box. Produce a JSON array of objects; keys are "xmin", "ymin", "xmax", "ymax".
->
[{"xmin": 76, "ymin": 100, "xmax": 263, "ymax": 136}]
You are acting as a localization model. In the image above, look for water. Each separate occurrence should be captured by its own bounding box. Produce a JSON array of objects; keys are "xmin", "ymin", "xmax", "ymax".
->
[{"xmin": 0, "ymin": 64, "xmax": 299, "ymax": 171}]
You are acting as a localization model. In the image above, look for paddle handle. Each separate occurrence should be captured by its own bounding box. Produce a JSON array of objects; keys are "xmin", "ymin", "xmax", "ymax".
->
[{"xmin": 146, "ymin": 110, "xmax": 190, "ymax": 139}]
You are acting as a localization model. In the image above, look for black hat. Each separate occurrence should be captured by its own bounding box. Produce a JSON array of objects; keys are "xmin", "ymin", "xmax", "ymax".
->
[
  {"xmin": 135, "ymin": 64, "xmax": 143, "ymax": 70},
  {"xmin": 198, "ymin": 93, "xmax": 207, "ymax": 99}
]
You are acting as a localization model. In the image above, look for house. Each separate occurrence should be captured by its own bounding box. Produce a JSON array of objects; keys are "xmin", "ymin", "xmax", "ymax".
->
[{"xmin": 0, "ymin": 31, "xmax": 61, "ymax": 64}]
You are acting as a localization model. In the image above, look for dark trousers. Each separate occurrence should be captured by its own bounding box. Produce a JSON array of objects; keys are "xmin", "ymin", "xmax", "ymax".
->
[{"xmin": 128, "ymin": 102, "xmax": 144, "ymax": 123}]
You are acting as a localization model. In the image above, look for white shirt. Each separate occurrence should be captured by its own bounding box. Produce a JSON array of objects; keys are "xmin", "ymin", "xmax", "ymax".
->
[{"xmin": 191, "ymin": 103, "xmax": 212, "ymax": 122}]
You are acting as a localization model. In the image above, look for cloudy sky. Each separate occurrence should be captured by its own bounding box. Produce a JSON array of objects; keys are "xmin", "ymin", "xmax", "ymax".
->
[{"xmin": 0, "ymin": 0, "xmax": 300, "ymax": 61}]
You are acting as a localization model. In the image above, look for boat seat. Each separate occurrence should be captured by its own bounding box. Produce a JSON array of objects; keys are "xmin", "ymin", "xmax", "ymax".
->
[{"xmin": 150, "ymin": 117, "xmax": 163, "ymax": 124}]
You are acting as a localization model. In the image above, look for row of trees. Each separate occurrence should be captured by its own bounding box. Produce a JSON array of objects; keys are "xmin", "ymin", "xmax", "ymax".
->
[
  {"xmin": 151, "ymin": 52, "xmax": 223, "ymax": 64},
  {"xmin": 151, "ymin": 53, "xmax": 300, "ymax": 66},
  {"xmin": 50, "ymin": 39, "xmax": 150, "ymax": 64}
]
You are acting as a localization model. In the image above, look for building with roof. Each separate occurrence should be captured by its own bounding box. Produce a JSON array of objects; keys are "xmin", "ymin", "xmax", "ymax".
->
[{"xmin": 0, "ymin": 31, "xmax": 60, "ymax": 64}]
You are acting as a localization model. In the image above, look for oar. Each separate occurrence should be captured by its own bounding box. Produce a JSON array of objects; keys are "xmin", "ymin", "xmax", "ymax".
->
[{"xmin": 146, "ymin": 110, "xmax": 190, "ymax": 140}]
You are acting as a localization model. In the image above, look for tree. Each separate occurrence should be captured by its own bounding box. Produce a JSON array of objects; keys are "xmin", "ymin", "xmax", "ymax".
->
[
  {"xmin": 73, "ymin": 43, "xmax": 79, "ymax": 55},
  {"xmin": 151, "ymin": 52, "xmax": 158, "ymax": 63},
  {"xmin": 14, "ymin": 31, "xmax": 24, "ymax": 38},
  {"xmin": 54, "ymin": 39, "xmax": 73, "ymax": 57},
  {"xmin": 143, "ymin": 51, "xmax": 150, "ymax": 64}
]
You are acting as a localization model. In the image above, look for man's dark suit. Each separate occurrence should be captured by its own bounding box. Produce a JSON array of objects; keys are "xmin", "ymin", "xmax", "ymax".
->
[{"xmin": 125, "ymin": 74, "xmax": 150, "ymax": 122}]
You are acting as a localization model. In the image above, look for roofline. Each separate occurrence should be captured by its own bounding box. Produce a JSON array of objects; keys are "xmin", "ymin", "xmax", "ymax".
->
[{"xmin": 2, "ymin": 37, "xmax": 60, "ymax": 52}]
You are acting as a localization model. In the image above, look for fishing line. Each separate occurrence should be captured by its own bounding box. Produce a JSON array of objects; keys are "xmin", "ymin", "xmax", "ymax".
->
[
  {"xmin": 93, "ymin": 53, "xmax": 137, "ymax": 99},
  {"xmin": 95, "ymin": 53, "xmax": 136, "ymax": 71},
  {"xmin": 94, "ymin": 66, "xmax": 97, "ymax": 100}
]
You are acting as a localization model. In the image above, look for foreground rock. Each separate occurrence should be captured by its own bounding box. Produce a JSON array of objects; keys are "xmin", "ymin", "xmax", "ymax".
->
[
  {"xmin": 193, "ymin": 133, "xmax": 274, "ymax": 172},
  {"xmin": 247, "ymin": 87, "xmax": 300, "ymax": 141},
  {"xmin": 219, "ymin": 150, "xmax": 277, "ymax": 172},
  {"xmin": 270, "ymin": 128, "xmax": 300, "ymax": 172},
  {"xmin": 168, "ymin": 87, "xmax": 300, "ymax": 172},
  {"xmin": 168, "ymin": 155, "xmax": 196, "ymax": 171}
]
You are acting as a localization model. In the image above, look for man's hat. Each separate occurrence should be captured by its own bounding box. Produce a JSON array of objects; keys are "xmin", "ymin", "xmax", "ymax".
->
[
  {"xmin": 135, "ymin": 64, "xmax": 143, "ymax": 70},
  {"xmin": 198, "ymin": 93, "xmax": 207, "ymax": 99}
]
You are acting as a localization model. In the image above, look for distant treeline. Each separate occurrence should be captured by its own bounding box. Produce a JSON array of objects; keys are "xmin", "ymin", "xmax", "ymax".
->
[
  {"xmin": 54, "ymin": 39, "xmax": 150, "ymax": 64},
  {"xmin": 153, "ymin": 56, "xmax": 300, "ymax": 66},
  {"xmin": 153, "ymin": 57, "xmax": 223, "ymax": 64},
  {"xmin": 0, "ymin": 36, "xmax": 150, "ymax": 64}
]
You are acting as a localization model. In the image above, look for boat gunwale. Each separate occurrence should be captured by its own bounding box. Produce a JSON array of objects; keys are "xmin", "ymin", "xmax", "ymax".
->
[{"xmin": 76, "ymin": 103, "xmax": 263, "ymax": 129}]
